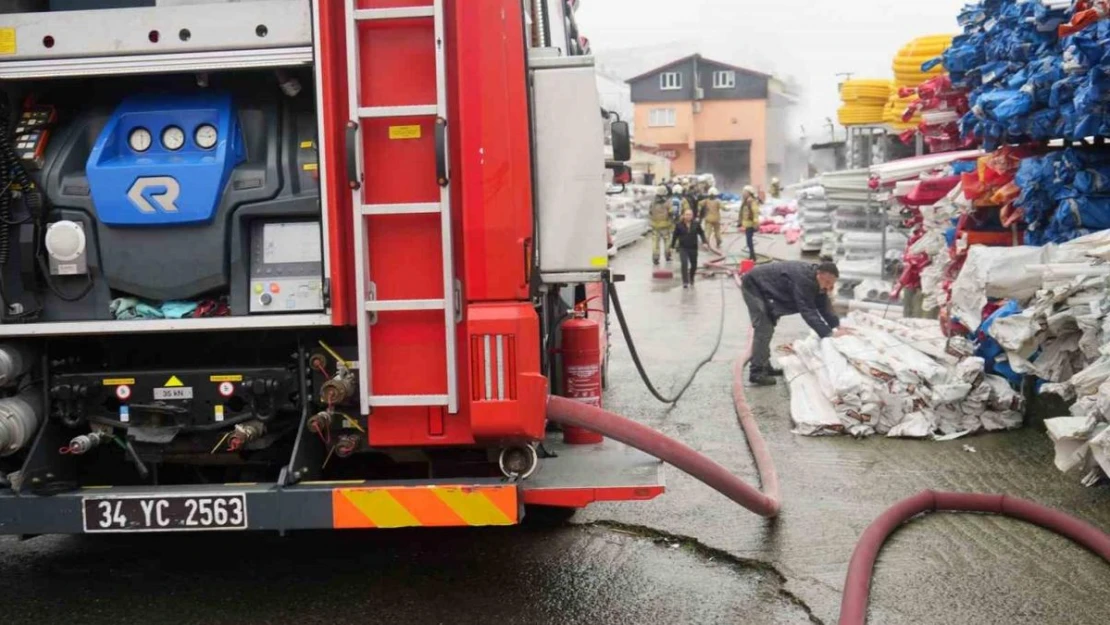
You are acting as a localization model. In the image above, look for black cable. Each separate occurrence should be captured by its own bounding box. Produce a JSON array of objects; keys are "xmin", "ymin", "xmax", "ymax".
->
[
  {"xmin": 608, "ymin": 273, "xmax": 727, "ymax": 406},
  {"xmin": 607, "ymin": 229, "xmax": 778, "ymax": 405},
  {"xmin": 36, "ymin": 254, "xmax": 94, "ymax": 302},
  {"xmin": 0, "ymin": 94, "xmax": 44, "ymax": 322}
]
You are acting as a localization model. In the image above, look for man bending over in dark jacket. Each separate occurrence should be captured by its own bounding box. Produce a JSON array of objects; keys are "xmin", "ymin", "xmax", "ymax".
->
[{"xmin": 740, "ymin": 261, "xmax": 846, "ymax": 386}]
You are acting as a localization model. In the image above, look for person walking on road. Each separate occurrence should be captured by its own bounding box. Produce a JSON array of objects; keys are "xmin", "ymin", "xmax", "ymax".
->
[
  {"xmin": 648, "ymin": 185, "xmax": 675, "ymax": 265},
  {"xmin": 671, "ymin": 208, "xmax": 709, "ymax": 289},
  {"xmin": 741, "ymin": 261, "xmax": 847, "ymax": 386},
  {"xmin": 698, "ymin": 187, "xmax": 725, "ymax": 249},
  {"xmin": 739, "ymin": 185, "xmax": 760, "ymax": 261}
]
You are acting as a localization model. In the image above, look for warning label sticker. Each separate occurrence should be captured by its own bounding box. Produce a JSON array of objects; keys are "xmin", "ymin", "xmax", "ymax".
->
[
  {"xmin": 102, "ymin": 378, "xmax": 136, "ymax": 386},
  {"xmin": 210, "ymin": 375, "xmax": 243, "ymax": 383},
  {"xmin": 389, "ymin": 125, "xmax": 422, "ymax": 140},
  {"xmin": 0, "ymin": 29, "xmax": 15, "ymax": 56},
  {"xmin": 163, "ymin": 375, "xmax": 185, "ymax": 388}
]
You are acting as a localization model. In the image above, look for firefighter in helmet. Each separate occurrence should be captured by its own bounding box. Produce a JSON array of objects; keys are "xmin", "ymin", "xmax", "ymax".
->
[
  {"xmin": 670, "ymin": 184, "xmax": 691, "ymax": 224},
  {"xmin": 648, "ymin": 185, "xmax": 676, "ymax": 265},
  {"xmin": 739, "ymin": 185, "xmax": 760, "ymax": 261},
  {"xmin": 698, "ymin": 187, "xmax": 724, "ymax": 250},
  {"xmin": 770, "ymin": 177, "xmax": 782, "ymax": 199}
]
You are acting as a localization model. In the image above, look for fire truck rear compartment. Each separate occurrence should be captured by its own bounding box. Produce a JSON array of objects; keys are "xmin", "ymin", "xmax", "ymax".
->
[{"xmin": 0, "ymin": 0, "xmax": 667, "ymax": 533}]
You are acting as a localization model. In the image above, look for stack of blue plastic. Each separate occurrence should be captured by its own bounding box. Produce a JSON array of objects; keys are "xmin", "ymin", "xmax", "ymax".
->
[
  {"xmin": 944, "ymin": 0, "xmax": 1076, "ymax": 149},
  {"xmin": 1014, "ymin": 147, "xmax": 1110, "ymax": 244}
]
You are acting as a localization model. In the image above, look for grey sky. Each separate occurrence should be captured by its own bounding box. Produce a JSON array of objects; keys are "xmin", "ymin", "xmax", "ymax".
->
[{"xmin": 577, "ymin": 0, "xmax": 968, "ymax": 142}]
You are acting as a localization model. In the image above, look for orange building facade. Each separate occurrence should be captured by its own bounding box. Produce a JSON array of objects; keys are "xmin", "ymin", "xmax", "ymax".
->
[{"xmin": 627, "ymin": 55, "xmax": 783, "ymax": 193}]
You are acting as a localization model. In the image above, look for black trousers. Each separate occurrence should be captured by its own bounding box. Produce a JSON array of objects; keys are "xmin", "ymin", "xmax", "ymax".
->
[
  {"xmin": 678, "ymin": 248, "xmax": 699, "ymax": 285},
  {"xmin": 745, "ymin": 228, "xmax": 756, "ymax": 261},
  {"xmin": 741, "ymin": 282, "xmax": 775, "ymax": 373}
]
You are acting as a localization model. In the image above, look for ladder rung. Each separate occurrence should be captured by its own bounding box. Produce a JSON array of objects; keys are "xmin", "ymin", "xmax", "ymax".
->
[
  {"xmin": 361, "ymin": 203, "xmax": 441, "ymax": 216},
  {"xmin": 368, "ymin": 395, "xmax": 449, "ymax": 408},
  {"xmin": 358, "ymin": 105, "xmax": 437, "ymax": 119},
  {"xmin": 354, "ymin": 7, "xmax": 434, "ymax": 21},
  {"xmin": 366, "ymin": 299, "xmax": 446, "ymax": 312}
]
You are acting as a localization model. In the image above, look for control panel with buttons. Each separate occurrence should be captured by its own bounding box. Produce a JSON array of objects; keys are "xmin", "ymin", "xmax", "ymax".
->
[
  {"xmin": 15, "ymin": 105, "xmax": 56, "ymax": 170},
  {"xmin": 248, "ymin": 221, "xmax": 324, "ymax": 314}
]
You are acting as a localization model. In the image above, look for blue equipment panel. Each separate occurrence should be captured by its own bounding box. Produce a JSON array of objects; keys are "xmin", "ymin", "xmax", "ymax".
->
[{"xmin": 86, "ymin": 94, "xmax": 245, "ymax": 226}]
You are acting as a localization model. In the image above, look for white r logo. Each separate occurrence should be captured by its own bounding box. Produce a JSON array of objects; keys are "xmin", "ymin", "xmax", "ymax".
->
[{"xmin": 127, "ymin": 177, "xmax": 181, "ymax": 213}]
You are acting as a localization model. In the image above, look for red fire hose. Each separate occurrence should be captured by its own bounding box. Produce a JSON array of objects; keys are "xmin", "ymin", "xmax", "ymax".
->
[
  {"xmin": 546, "ymin": 395, "xmax": 780, "ymax": 518},
  {"xmin": 546, "ymin": 257, "xmax": 783, "ymax": 517},
  {"xmin": 839, "ymin": 491, "xmax": 1110, "ymax": 625}
]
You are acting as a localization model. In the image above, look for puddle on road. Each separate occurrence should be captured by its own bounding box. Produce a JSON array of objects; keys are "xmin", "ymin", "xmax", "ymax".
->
[{"xmin": 0, "ymin": 524, "xmax": 817, "ymax": 625}]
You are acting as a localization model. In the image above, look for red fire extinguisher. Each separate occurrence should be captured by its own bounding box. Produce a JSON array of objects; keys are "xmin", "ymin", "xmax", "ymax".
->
[{"xmin": 560, "ymin": 303, "xmax": 605, "ymax": 445}]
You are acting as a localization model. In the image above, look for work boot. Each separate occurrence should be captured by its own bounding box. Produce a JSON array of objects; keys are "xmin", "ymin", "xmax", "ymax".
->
[
  {"xmin": 749, "ymin": 374, "xmax": 777, "ymax": 387},
  {"xmin": 764, "ymin": 366, "xmax": 784, "ymax": 377},
  {"xmin": 653, "ymin": 258, "xmax": 660, "ymax": 266}
]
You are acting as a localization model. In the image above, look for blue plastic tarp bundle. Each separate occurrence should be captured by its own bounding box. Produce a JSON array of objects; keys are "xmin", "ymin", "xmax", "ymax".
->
[
  {"xmin": 1014, "ymin": 147, "xmax": 1110, "ymax": 244},
  {"xmin": 946, "ymin": 0, "xmax": 1110, "ymax": 149},
  {"xmin": 977, "ymin": 299, "xmax": 1028, "ymax": 384}
]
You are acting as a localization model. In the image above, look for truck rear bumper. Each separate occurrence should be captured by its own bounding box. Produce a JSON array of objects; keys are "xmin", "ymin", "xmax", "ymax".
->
[{"xmin": 0, "ymin": 437, "xmax": 663, "ymax": 535}]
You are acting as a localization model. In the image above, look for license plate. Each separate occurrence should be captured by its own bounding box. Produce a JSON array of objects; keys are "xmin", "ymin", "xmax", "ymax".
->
[
  {"xmin": 154, "ymin": 386, "xmax": 193, "ymax": 400},
  {"xmin": 82, "ymin": 494, "xmax": 248, "ymax": 533}
]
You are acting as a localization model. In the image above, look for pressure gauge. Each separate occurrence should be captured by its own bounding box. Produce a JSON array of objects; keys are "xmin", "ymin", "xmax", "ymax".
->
[
  {"xmin": 162, "ymin": 126, "xmax": 185, "ymax": 151},
  {"xmin": 194, "ymin": 124, "xmax": 218, "ymax": 149},
  {"xmin": 128, "ymin": 127, "xmax": 152, "ymax": 152}
]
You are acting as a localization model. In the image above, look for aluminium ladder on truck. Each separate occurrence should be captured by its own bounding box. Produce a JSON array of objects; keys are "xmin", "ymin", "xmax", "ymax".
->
[{"xmin": 343, "ymin": 0, "xmax": 459, "ymax": 416}]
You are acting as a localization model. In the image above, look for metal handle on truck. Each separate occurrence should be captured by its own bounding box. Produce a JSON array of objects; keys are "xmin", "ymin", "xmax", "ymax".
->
[
  {"xmin": 345, "ymin": 120, "xmax": 360, "ymax": 190},
  {"xmin": 435, "ymin": 117, "xmax": 448, "ymax": 187}
]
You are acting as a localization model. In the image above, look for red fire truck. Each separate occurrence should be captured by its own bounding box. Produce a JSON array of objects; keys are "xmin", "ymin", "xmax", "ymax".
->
[{"xmin": 0, "ymin": 0, "xmax": 663, "ymax": 534}]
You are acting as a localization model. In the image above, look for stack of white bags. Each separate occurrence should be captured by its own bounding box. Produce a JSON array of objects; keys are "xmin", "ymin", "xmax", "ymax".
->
[{"xmin": 780, "ymin": 312, "xmax": 1024, "ymax": 439}]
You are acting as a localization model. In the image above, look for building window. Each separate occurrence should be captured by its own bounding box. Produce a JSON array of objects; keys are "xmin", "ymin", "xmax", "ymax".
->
[
  {"xmin": 660, "ymin": 72, "xmax": 682, "ymax": 91},
  {"xmin": 649, "ymin": 108, "xmax": 676, "ymax": 127},
  {"xmin": 713, "ymin": 70, "xmax": 736, "ymax": 89}
]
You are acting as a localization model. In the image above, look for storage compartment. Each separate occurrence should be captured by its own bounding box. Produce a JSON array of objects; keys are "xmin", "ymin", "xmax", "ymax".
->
[
  {"xmin": 0, "ymin": 68, "xmax": 325, "ymax": 327},
  {"xmin": 532, "ymin": 59, "xmax": 608, "ymax": 275}
]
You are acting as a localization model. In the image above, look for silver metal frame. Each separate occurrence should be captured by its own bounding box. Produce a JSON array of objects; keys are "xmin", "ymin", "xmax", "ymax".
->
[
  {"xmin": 358, "ymin": 105, "xmax": 437, "ymax": 118},
  {"xmin": 433, "ymin": 0, "xmax": 460, "ymax": 414},
  {"xmin": 0, "ymin": 313, "xmax": 333, "ymax": 338},
  {"xmin": 0, "ymin": 48, "xmax": 313, "ymax": 80},
  {"xmin": 0, "ymin": 0, "xmax": 313, "ymax": 79},
  {"xmin": 310, "ymin": 0, "xmax": 334, "ymax": 317},
  {"xmin": 345, "ymin": 0, "xmax": 459, "ymax": 415},
  {"xmin": 0, "ymin": 1, "xmax": 310, "ymax": 60},
  {"xmin": 353, "ymin": 7, "xmax": 435, "ymax": 21},
  {"xmin": 361, "ymin": 203, "xmax": 440, "ymax": 216},
  {"xmin": 344, "ymin": 0, "xmax": 372, "ymax": 417}
]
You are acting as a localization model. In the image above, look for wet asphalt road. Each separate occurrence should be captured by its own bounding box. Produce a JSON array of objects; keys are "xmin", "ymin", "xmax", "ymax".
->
[{"xmin": 2, "ymin": 232, "xmax": 1109, "ymax": 624}]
